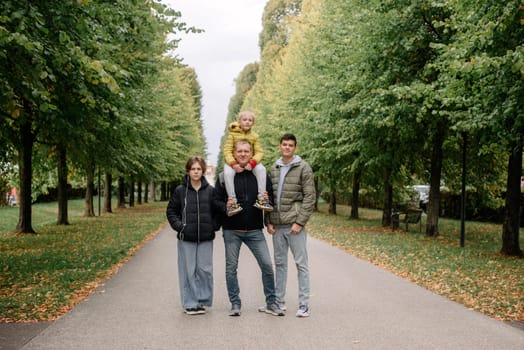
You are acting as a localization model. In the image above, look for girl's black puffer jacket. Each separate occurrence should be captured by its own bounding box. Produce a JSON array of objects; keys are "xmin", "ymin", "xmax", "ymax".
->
[{"xmin": 166, "ymin": 175, "xmax": 220, "ymax": 242}]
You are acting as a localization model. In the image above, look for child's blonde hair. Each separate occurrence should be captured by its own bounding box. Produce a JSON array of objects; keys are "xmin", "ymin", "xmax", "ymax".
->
[{"xmin": 238, "ymin": 110, "xmax": 255, "ymax": 122}]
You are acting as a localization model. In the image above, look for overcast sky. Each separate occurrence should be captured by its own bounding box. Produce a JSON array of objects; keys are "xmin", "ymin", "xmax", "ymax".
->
[{"xmin": 162, "ymin": 0, "xmax": 267, "ymax": 166}]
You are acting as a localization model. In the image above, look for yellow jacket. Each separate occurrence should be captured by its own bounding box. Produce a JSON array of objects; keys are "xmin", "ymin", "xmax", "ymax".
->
[{"xmin": 223, "ymin": 122, "xmax": 264, "ymax": 165}]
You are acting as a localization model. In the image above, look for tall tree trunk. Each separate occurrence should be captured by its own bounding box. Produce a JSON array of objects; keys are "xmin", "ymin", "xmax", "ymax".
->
[
  {"xmin": 57, "ymin": 145, "xmax": 69, "ymax": 224},
  {"xmin": 117, "ymin": 176, "xmax": 126, "ymax": 208},
  {"xmin": 350, "ymin": 169, "xmax": 361, "ymax": 219},
  {"xmin": 328, "ymin": 176, "xmax": 336, "ymax": 214},
  {"xmin": 129, "ymin": 177, "xmax": 135, "ymax": 207},
  {"xmin": 501, "ymin": 141, "xmax": 523, "ymax": 256},
  {"xmin": 426, "ymin": 127, "xmax": 445, "ymax": 237},
  {"xmin": 328, "ymin": 191, "xmax": 336, "ymax": 214},
  {"xmin": 314, "ymin": 178, "xmax": 319, "ymax": 211},
  {"xmin": 144, "ymin": 182, "xmax": 149, "ymax": 204},
  {"xmin": 150, "ymin": 181, "xmax": 156, "ymax": 202},
  {"xmin": 382, "ymin": 165, "xmax": 393, "ymax": 227},
  {"xmin": 84, "ymin": 162, "xmax": 95, "ymax": 217},
  {"xmin": 16, "ymin": 118, "xmax": 35, "ymax": 234},
  {"xmin": 137, "ymin": 181, "xmax": 142, "ymax": 205},
  {"xmin": 160, "ymin": 181, "xmax": 167, "ymax": 201},
  {"xmin": 103, "ymin": 172, "xmax": 112, "ymax": 213}
]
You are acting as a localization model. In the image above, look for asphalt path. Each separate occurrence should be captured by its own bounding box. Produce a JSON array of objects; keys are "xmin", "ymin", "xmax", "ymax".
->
[{"xmin": 3, "ymin": 224, "xmax": 524, "ymax": 350}]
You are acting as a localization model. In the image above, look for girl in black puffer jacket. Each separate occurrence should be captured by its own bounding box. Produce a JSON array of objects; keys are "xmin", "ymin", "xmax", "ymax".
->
[{"xmin": 166, "ymin": 156, "xmax": 224, "ymax": 315}]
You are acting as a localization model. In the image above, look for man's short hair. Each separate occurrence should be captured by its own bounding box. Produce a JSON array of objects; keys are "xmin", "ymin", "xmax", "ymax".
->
[
  {"xmin": 235, "ymin": 139, "xmax": 252, "ymax": 150},
  {"xmin": 280, "ymin": 133, "xmax": 297, "ymax": 145}
]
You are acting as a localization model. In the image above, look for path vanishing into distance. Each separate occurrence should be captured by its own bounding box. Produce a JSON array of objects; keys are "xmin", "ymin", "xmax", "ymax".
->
[{"xmin": 1, "ymin": 224, "xmax": 523, "ymax": 350}]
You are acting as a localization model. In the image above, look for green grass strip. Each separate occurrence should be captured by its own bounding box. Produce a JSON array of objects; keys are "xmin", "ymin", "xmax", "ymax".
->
[
  {"xmin": 308, "ymin": 204, "xmax": 523, "ymax": 321},
  {"xmin": 0, "ymin": 200, "xmax": 166, "ymax": 322}
]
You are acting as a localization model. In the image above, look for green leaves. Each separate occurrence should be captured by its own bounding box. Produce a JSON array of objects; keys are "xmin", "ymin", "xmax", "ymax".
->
[
  {"xmin": 0, "ymin": 0, "xmax": 206, "ymax": 232},
  {"xmin": 238, "ymin": 0, "xmax": 522, "ymax": 246}
]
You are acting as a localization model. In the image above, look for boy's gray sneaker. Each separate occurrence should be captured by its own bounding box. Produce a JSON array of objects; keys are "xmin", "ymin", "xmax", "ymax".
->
[
  {"xmin": 229, "ymin": 304, "xmax": 241, "ymax": 316},
  {"xmin": 296, "ymin": 305, "xmax": 310, "ymax": 318},
  {"xmin": 258, "ymin": 303, "xmax": 285, "ymax": 316}
]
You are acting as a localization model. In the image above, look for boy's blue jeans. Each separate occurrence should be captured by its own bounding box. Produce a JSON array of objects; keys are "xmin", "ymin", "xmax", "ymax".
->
[{"xmin": 223, "ymin": 229, "xmax": 276, "ymax": 306}]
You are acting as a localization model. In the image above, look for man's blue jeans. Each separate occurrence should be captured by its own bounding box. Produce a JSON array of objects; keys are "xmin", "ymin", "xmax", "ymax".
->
[
  {"xmin": 223, "ymin": 229, "xmax": 276, "ymax": 306},
  {"xmin": 272, "ymin": 224, "xmax": 310, "ymax": 307}
]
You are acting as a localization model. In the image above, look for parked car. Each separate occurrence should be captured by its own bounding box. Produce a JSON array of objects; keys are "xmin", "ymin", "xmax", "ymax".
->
[{"xmin": 409, "ymin": 185, "xmax": 429, "ymax": 211}]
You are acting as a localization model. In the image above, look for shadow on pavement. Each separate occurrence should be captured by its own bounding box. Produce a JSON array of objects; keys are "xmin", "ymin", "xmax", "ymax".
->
[{"xmin": 0, "ymin": 322, "xmax": 52, "ymax": 350}]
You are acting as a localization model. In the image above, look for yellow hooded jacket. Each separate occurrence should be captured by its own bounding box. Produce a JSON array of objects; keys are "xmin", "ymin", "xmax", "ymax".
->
[{"xmin": 223, "ymin": 121, "xmax": 264, "ymax": 166}]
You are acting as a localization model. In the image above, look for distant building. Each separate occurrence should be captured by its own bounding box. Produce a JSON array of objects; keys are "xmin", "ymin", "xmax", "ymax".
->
[{"xmin": 205, "ymin": 165, "xmax": 216, "ymax": 185}]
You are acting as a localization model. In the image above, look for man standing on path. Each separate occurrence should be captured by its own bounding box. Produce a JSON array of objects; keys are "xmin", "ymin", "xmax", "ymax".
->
[
  {"xmin": 266, "ymin": 133, "xmax": 316, "ymax": 318},
  {"xmin": 214, "ymin": 140, "xmax": 284, "ymax": 317}
]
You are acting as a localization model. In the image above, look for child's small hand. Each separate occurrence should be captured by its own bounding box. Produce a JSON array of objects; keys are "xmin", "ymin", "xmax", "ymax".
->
[
  {"xmin": 244, "ymin": 162, "xmax": 253, "ymax": 171},
  {"xmin": 232, "ymin": 164, "xmax": 243, "ymax": 173}
]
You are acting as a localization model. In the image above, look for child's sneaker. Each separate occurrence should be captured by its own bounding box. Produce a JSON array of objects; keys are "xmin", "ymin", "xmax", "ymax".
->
[
  {"xmin": 253, "ymin": 199, "xmax": 273, "ymax": 212},
  {"xmin": 227, "ymin": 203, "xmax": 243, "ymax": 217}
]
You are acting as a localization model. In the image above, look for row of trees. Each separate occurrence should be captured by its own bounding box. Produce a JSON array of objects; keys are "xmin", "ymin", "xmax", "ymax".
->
[
  {"xmin": 0, "ymin": 1, "xmax": 206, "ymax": 232},
  {"xmin": 225, "ymin": 0, "xmax": 522, "ymax": 256}
]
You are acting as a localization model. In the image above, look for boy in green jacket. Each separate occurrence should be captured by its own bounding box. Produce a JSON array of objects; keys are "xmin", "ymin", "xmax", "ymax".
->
[{"xmin": 266, "ymin": 133, "xmax": 316, "ymax": 318}]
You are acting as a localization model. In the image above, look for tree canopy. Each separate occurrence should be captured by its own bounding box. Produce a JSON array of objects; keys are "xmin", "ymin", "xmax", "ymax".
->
[
  {"xmin": 237, "ymin": 0, "xmax": 523, "ymax": 256},
  {"xmin": 0, "ymin": 0, "xmax": 206, "ymax": 232}
]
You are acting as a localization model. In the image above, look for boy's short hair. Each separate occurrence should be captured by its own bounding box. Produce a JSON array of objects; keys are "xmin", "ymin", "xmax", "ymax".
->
[
  {"xmin": 280, "ymin": 133, "xmax": 297, "ymax": 145},
  {"xmin": 238, "ymin": 110, "xmax": 255, "ymax": 122},
  {"xmin": 185, "ymin": 156, "xmax": 207, "ymax": 174}
]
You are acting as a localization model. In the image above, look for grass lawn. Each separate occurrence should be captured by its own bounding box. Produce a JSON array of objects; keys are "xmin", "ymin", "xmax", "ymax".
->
[
  {"xmin": 309, "ymin": 203, "xmax": 523, "ymax": 321},
  {"xmin": 0, "ymin": 199, "xmax": 87, "ymax": 233},
  {"xmin": 0, "ymin": 199, "xmax": 167, "ymax": 322}
]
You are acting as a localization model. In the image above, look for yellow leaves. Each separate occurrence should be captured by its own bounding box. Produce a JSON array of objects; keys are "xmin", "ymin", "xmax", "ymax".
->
[
  {"xmin": 86, "ymin": 59, "xmax": 122, "ymax": 93},
  {"xmin": 11, "ymin": 108, "xmax": 20, "ymax": 118},
  {"xmin": 87, "ymin": 59, "xmax": 103, "ymax": 72}
]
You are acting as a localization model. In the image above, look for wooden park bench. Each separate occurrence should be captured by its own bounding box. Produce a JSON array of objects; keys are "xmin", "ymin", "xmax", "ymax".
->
[{"xmin": 402, "ymin": 209, "xmax": 423, "ymax": 232}]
